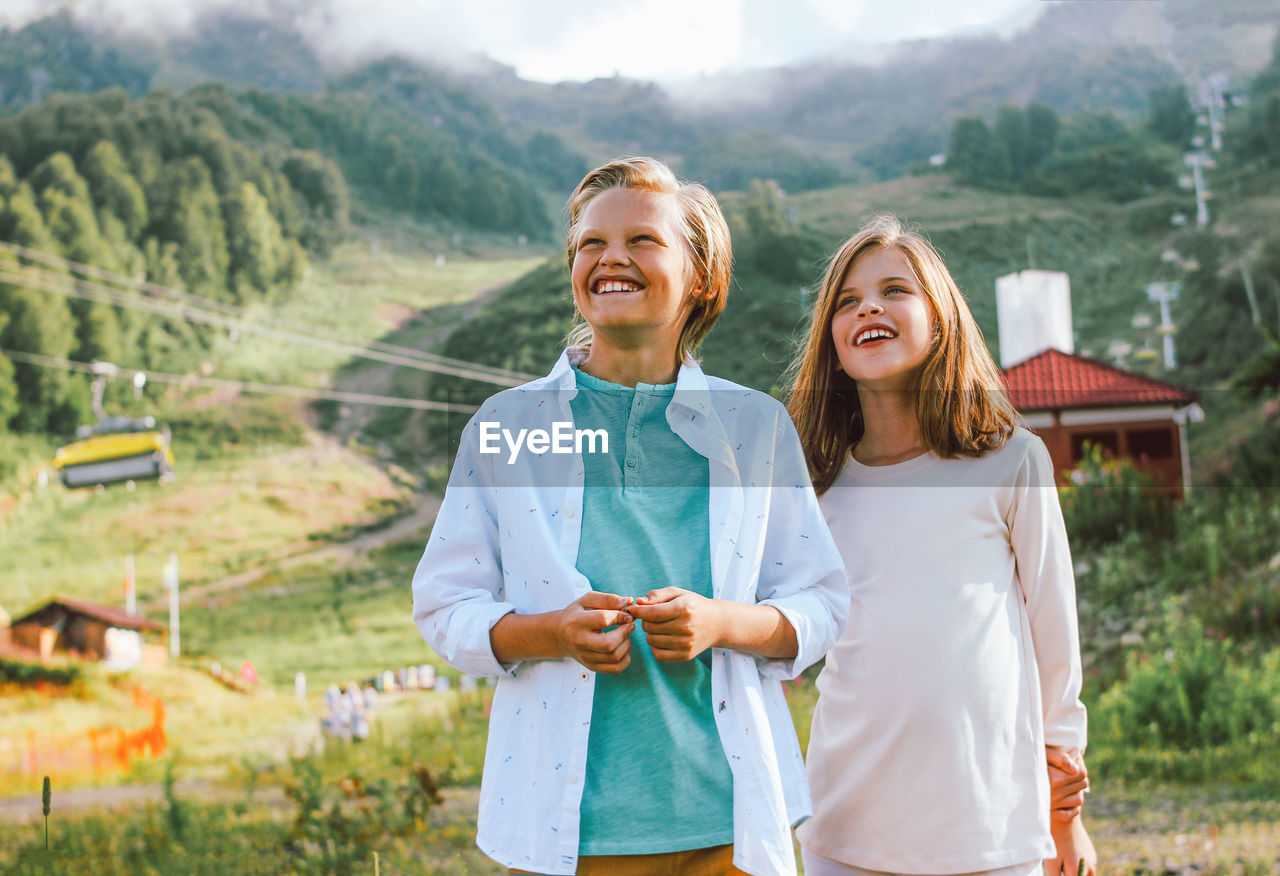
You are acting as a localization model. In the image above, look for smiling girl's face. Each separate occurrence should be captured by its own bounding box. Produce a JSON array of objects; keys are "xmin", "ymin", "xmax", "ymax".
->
[
  {"xmin": 570, "ymin": 186, "xmax": 699, "ymax": 350},
  {"xmin": 830, "ymin": 246, "xmax": 936, "ymax": 391}
]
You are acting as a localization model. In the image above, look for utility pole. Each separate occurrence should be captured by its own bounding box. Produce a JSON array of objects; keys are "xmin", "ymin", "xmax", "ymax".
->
[
  {"xmin": 164, "ymin": 552, "xmax": 180, "ymax": 659},
  {"xmin": 1240, "ymin": 257, "xmax": 1263, "ymax": 326},
  {"xmin": 124, "ymin": 553, "xmax": 136, "ymax": 616},
  {"xmin": 1147, "ymin": 282, "xmax": 1180, "ymax": 370},
  {"xmin": 1204, "ymin": 74, "xmax": 1229, "ymax": 151},
  {"xmin": 1184, "ymin": 151, "xmax": 1212, "ymax": 228}
]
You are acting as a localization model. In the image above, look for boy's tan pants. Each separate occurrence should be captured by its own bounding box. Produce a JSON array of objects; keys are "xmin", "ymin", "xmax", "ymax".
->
[{"xmin": 513, "ymin": 843, "xmax": 748, "ymax": 875}]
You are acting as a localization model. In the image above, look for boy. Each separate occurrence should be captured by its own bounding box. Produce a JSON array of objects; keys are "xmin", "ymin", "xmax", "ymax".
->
[{"xmin": 412, "ymin": 157, "xmax": 848, "ymax": 876}]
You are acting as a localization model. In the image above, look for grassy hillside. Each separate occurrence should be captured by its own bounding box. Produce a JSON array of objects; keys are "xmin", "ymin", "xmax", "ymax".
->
[
  {"xmin": 419, "ymin": 177, "xmax": 1185, "ymax": 411},
  {"xmin": 0, "ymin": 242, "xmax": 539, "ymax": 610},
  {"xmin": 0, "ymin": 10, "xmax": 1277, "ymax": 865}
]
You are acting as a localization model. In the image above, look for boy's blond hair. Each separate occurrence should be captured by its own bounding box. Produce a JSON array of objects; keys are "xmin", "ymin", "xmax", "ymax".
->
[
  {"xmin": 565, "ymin": 156, "xmax": 732, "ymax": 362},
  {"xmin": 786, "ymin": 215, "xmax": 1018, "ymax": 494}
]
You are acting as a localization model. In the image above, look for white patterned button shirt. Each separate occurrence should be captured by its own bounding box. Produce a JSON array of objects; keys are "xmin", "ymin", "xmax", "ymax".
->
[{"xmin": 412, "ymin": 350, "xmax": 848, "ymax": 876}]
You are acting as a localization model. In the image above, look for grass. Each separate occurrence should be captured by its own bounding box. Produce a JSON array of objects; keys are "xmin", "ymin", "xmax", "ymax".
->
[
  {"xmin": 176, "ymin": 538, "xmax": 442, "ymax": 690},
  {"xmin": 209, "ymin": 241, "xmax": 546, "ymax": 384},
  {"xmin": 3, "ymin": 177, "xmax": 1279, "ymax": 872},
  {"xmin": 0, "ymin": 687, "xmax": 499, "ymax": 873},
  {"xmin": 783, "ymin": 175, "xmax": 1174, "ymax": 372},
  {"xmin": 0, "ymin": 430, "xmax": 409, "ymax": 614},
  {"xmin": 0, "ymin": 241, "xmax": 535, "ymax": 813},
  {"xmin": 783, "ymin": 173, "xmax": 1081, "ymax": 235},
  {"xmin": 2, "ymin": 679, "xmax": 1279, "ymax": 875},
  {"xmin": 0, "ymin": 662, "xmax": 314, "ymax": 794}
]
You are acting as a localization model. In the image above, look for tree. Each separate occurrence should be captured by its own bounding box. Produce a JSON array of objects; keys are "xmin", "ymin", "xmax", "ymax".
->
[
  {"xmin": 0, "ymin": 181, "xmax": 56, "ymax": 250},
  {"xmin": 222, "ymin": 180, "xmax": 293, "ymax": 302},
  {"xmin": 72, "ymin": 300, "xmax": 122, "ymax": 364},
  {"xmin": 0, "ymin": 154, "xmax": 16, "ymax": 198},
  {"xmin": 523, "ymin": 131, "xmax": 588, "ymax": 191},
  {"xmin": 28, "ymin": 152, "xmax": 91, "ymax": 204},
  {"xmin": 947, "ymin": 117, "xmax": 1008, "ymax": 187},
  {"xmin": 1055, "ymin": 111, "xmax": 1130, "ymax": 153},
  {"xmin": 996, "ymin": 105, "xmax": 1031, "ymax": 180},
  {"xmin": 146, "ymin": 156, "xmax": 230, "ymax": 297},
  {"xmin": 0, "ymin": 313, "xmax": 17, "ymax": 431},
  {"xmin": 1147, "ymin": 83, "xmax": 1194, "ymax": 146},
  {"xmin": 282, "ymin": 151, "xmax": 347, "ymax": 220},
  {"xmin": 82, "ymin": 140, "xmax": 148, "ymax": 238},
  {"xmin": 0, "ymin": 254, "xmax": 83, "ymax": 432},
  {"xmin": 1250, "ymin": 30, "xmax": 1280, "ymax": 99},
  {"xmin": 423, "ymin": 154, "xmax": 466, "ymax": 218},
  {"xmin": 39, "ymin": 187, "xmax": 112, "ymax": 268},
  {"xmin": 1025, "ymin": 102, "xmax": 1060, "ymax": 170},
  {"xmin": 741, "ymin": 179, "xmax": 810, "ymax": 285}
]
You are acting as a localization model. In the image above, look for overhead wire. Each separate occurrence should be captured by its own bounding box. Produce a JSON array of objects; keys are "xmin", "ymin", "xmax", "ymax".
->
[
  {"xmin": 0, "ymin": 261, "xmax": 527, "ymax": 385},
  {"xmin": 0, "ymin": 348, "xmax": 480, "ymax": 413},
  {"xmin": 0, "ymin": 240, "xmax": 534, "ymax": 386}
]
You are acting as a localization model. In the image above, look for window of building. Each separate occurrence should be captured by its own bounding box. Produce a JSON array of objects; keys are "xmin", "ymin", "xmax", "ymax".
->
[{"xmin": 1127, "ymin": 428, "xmax": 1174, "ymax": 460}]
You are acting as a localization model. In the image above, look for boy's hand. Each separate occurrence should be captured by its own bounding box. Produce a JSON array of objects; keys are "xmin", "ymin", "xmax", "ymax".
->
[
  {"xmin": 1045, "ymin": 816, "xmax": 1096, "ymax": 876},
  {"xmin": 1047, "ymin": 747, "xmax": 1088, "ymax": 822},
  {"xmin": 554, "ymin": 592, "xmax": 635, "ymax": 674},
  {"xmin": 628, "ymin": 587, "xmax": 725, "ymax": 662}
]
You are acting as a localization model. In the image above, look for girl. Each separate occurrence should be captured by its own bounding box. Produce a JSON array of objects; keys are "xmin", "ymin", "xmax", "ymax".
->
[
  {"xmin": 412, "ymin": 157, "xmax": 847, "ymax": 876},
  {"xmin": 786, "ymin": 216, "xmax": 1096, "ymax": 876}
]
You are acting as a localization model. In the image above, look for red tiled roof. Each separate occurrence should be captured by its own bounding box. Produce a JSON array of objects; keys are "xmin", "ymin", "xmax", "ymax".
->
[
  {"xmin": 1002, "ymin": 348, "xmax": 1197, "ymax": 412},
  {"xmin": 10, "ymin": 596, "xmax": 164, "ymax": 632}
]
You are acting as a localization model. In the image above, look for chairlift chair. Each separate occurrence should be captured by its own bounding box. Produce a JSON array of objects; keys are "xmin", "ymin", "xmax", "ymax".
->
[{"xmin": 52, "ymin": 364, "xmax": 175, "ymax": 489}]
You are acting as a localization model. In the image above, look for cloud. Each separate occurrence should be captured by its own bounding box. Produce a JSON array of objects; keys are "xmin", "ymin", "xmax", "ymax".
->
[
  {"xmin": 1, "ymin": 0, "xmax": 1046, "ymax": 83},
  {"xmin": 295, "ymin": 0, "xmax": 747, "ymax": 82}
]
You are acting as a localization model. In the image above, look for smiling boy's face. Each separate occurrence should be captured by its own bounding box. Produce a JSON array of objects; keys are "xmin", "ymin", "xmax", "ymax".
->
[{"xmin": 570, "ymin": 187, "xmax": 699, "ymax": 351}]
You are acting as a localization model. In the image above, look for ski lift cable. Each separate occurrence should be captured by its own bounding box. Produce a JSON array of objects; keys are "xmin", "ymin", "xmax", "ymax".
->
[
  {"xmin": 0, "ymin": 348, "xmax": 480, "ymax": 413},
  {"xmin": 0, "ymin": 239, "xmax": 532, "ymax": 382},
  {"xmin": 0, "ymin": 263, "xmax": 526, "ymax": 386},
  {"xmin": 0, "ymin": 260, "xmax": 525, "ymax": 386},
  {"xmin": 0, "ymin": 239, "xmax": 534, "ymax": 384}
]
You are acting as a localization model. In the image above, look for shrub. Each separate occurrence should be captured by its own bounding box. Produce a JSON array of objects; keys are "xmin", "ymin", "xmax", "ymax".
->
[
  {"xmin": 1059, "ymin": 442, "xmax": 1173, "ymax": 550},
  {"xmin": 0, "ymin": 658, "xmax": 82, "ymax": 688},
  {"xmin": 1088, "ymin": 609, "xmax": 1280, "ymax": 785}
]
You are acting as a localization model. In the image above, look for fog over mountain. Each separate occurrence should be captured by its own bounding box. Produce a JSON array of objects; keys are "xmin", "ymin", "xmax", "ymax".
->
[
  {"xmin": 3, "ymin": 0, "xmax": 1051, "ymax": 84},
  {"xmin": 2, "ymin": 0, "xmax": 1278, "ymax": 186}
]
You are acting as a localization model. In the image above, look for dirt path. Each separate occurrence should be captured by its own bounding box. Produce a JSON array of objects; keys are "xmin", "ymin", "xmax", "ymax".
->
[
  {"xmin": 0, "ymin": 780, "xmax": 290, "ymax": 825},
  {"xmin": 0, "ymin": 780, "xmax": 481, "ymax": 827},
  {"xmin": 328, "ymin": 281, "xmax": 513, "ymax": 445},
  {"xmin": 138, "ymin": 275, "xmax": 512, "ymax": 611},
  {"xmin": 142, "ymin": 489, "xmax": 442, "ymax": 611}
]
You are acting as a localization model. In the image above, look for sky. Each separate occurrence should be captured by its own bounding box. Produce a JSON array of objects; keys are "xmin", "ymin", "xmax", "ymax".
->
[{"xmin": 3, "ymin": 0, "xmax": 1046, "ymax": 83}]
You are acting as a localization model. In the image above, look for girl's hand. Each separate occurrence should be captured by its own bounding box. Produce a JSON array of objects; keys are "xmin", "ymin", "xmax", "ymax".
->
[
  {"xmin": 1046, "ymin": 747, "xmax": 1089, "ymax": 822},
  {"xmin": 1045, "ymin": 816, "xmax": 1096, "ymax": 876},
  {"xmin": 553, "ymin": 592, "xmax": 636, "ymax": 674},
  {"xmin": 628, "ymin": 587, "xmax": 726, "ymax": 662}
]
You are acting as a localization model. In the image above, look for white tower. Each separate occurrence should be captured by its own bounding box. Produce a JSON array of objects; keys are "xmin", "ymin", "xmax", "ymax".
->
[{"xmin": 995, "ymin": 270, "xmax": 1074, "ymax": 368}]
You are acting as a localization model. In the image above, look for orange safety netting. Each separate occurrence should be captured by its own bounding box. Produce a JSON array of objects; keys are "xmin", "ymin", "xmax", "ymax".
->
[{"xmin": 3, "ymin": 687, "xmax": 165, "ymax": 779}]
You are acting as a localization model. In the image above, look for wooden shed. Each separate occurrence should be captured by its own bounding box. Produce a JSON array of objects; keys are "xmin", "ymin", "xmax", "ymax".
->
[
  {"xmin": 1003, "ymin": 349, "xmax": 1200, "ymax": 496},
  {"xmin": 9, "ymin": 597, "xmax": 165, "ymax": 663}
]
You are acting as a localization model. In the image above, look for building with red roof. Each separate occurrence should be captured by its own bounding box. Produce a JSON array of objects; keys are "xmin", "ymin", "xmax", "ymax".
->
[
  {"xmin": 8, "ymin": 596, "xmax": 166, "ymax": 665},
  {"xmin": 1002, "ymin": 348, "xmax": 1200, "ymax": 495}
]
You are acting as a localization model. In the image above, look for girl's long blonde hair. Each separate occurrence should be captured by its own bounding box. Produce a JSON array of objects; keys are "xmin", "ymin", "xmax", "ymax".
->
[{"xmin": 786, "ymin": 216, "xmax": 1018, "ymax": 494}]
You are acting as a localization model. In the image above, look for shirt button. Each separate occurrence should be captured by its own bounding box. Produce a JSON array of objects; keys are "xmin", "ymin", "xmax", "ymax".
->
[
  {"xmin": 626, "ymin": 458, "xmax": 637, "ymax": 468},
  {"xmin": 565, "ymin": 507, "xmax": 576, "ymax": 518},
  {"xmin": 567, "ymin": 774, "xmax": 578, "ymax": 784},
  {"xmin": 580, "ymin": 672, "xmax": 589, "ymax": 681}
]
